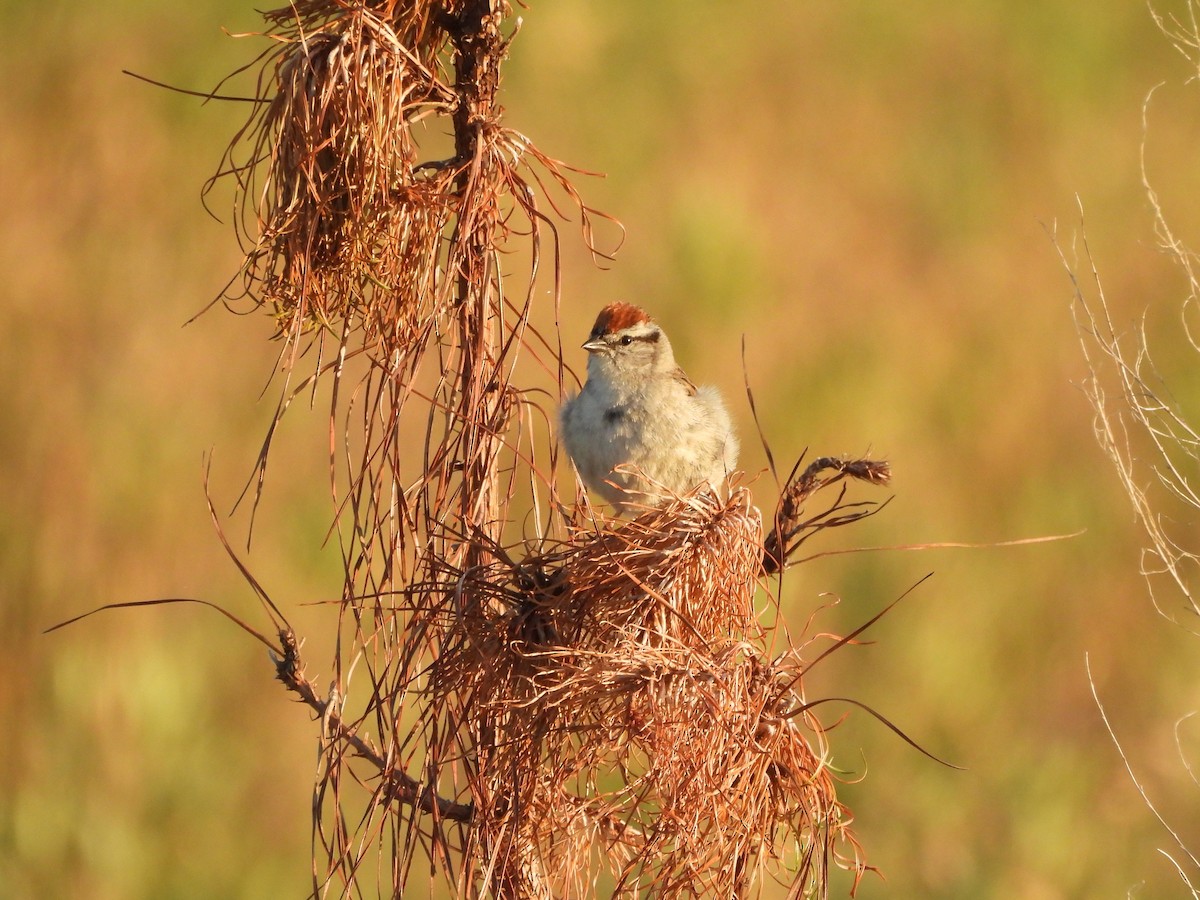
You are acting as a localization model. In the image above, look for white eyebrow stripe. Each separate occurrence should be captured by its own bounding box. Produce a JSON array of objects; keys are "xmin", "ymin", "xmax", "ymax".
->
[{"xmin": 620, "ymin": 323, "xmax": 661, "ymax": 341}]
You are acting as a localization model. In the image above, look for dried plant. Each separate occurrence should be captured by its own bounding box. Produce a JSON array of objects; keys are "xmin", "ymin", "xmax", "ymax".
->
[
  {"xmin": 1066, "ymin": 4, "xmax": 1200, "ymax": 626},
  {"xmin": 1062, "ymin": 2, "xmax": 1200, "ymax": 893},
  {"xmin": 108, "ymin": 2, "xmax": 898, "ymax": 896}
]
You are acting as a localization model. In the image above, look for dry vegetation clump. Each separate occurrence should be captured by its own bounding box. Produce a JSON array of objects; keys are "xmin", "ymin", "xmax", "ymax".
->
[
  {"xmin": 192, "ymin": 1, "xmax": 891, "ymax": 896},
  {"xmin": 215, "ymin": 3, "xmax": 452, "ymax": 343},
  {"xmin": 430, "ymin": 491, "xmax": 838, "ymax": 895}
]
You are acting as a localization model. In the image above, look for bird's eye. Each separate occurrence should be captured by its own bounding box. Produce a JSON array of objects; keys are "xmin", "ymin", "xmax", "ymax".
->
[{"xmin": 620, "ymin": 335, "xmax": 633, "ymax": 346}]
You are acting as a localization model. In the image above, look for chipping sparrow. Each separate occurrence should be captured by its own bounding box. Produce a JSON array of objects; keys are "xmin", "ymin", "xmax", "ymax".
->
[{"xmin": 560, "ymin": 303, "xmax": 739, "ymax": 513}]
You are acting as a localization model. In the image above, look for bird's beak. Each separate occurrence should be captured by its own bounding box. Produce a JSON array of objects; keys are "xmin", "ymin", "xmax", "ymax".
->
[{"xmin": 582, "ymin": 339, "xmax": 606, "ymax": 353}]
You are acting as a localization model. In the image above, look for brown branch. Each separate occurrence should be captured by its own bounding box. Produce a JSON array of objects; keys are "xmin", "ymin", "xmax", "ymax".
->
[{"xmin": 271, "ymin": 628, "xmax": 474, "ymax": 823}]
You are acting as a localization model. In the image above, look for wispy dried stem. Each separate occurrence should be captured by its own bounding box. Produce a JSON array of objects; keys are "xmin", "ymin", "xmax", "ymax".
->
[{"xmin": 1062, "ymin": 2, "xmax": 1200, "ymax": 892}]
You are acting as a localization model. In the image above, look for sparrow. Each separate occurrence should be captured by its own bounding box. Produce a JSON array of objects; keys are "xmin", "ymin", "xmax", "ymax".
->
[{"xmin": 560, "ymin": 302, "xmax": 738, "ymax": 513}]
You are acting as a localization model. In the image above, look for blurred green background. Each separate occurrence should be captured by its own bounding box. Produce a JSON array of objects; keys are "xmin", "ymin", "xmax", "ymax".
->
[{"xmin": 5, "ymin": 1, "xmax": 1200, "ymax": 897}]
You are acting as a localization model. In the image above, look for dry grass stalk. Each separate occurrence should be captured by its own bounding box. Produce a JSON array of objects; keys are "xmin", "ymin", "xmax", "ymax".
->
[
  {"xmin": 1064, "ymin": 3, "xmax": 1200, "ymax": 892},
  {"xmin": 764, "ymin": 456, "xmax": 892, "ymax": 575},
  {"xmin": 1065, "ymin": 101, "xmax": 1200, "ymax": 622},
  {"xmin": 202, "ymin": 2, "xmax": 887, "ymax": 897}
]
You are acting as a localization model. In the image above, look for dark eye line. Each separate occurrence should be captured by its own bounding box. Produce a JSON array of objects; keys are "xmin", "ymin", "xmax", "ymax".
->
[{"xmin": 613, "ymin": 330, "xmax": 659, "ymax": 345}]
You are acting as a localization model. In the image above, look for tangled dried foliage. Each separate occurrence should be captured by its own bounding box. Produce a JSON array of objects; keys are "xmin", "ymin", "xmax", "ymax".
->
[
  {"xmin": 199, "ymin": 1, "xmax": 891, "ymax": 897},
  {"xmin": 212, "ymin": 0, "xmax": 602, "ymax": 351},
  {"xmin": 427, "ymin": 489, "xmax": 867, "ymax": 896}
]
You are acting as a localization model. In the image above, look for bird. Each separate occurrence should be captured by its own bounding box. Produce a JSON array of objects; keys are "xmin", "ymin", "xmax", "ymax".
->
[{"xmin": 559, "ymin": 302, "xmax": 738, "ymax": 514}]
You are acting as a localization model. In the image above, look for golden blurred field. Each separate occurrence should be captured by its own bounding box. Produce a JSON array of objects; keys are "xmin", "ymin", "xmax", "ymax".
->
[{"xmin": 4, "ymin": 1, "xmax": 1200, "ymax": 897}]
